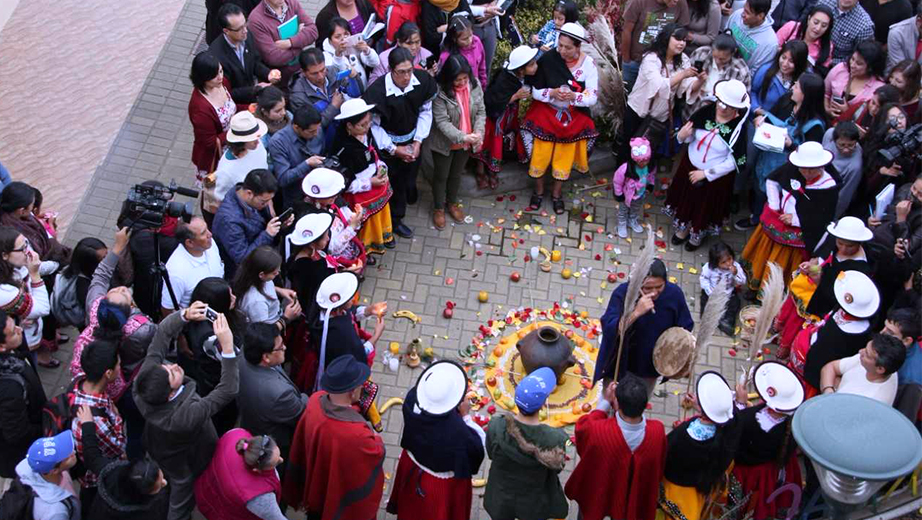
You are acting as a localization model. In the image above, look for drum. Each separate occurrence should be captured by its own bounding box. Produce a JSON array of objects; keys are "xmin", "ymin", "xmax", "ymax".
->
[{"xmin": 652, "ymin": 327, "xmax": 696, "ymax": 378}]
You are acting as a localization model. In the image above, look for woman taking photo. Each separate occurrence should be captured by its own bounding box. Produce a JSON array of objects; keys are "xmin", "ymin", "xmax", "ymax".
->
[
  {"xmin": 750, "ymin": 40, "xmax": 808, "ymax": 115},
  {"xmin": 776, "ymin": 5, "xmax": 834, "ymax": 75},
  {"xmin": 522, "ymin": 22, "xmax": 599, "ymax": 215},
  {"xmin": 854, "ymin": 84, "xmax": 901, "ymax": 140},
  {"xmin": 369, "ymin": 22, "xmax": 434, "ymax": 84},
  {"xmin": 684, "ymin": 34, "xmax": 752, "ymax": 119},
  {"xmin": 859, "ymin": 103, "xmax": 919, "ymax": 216},
  {"xmin": 0, "ymin": 227, "xmax": 53, "ymax": 366},
  {"xmin": 476, "ymin": 46, "xmax": 538, "ymax": 188},
  {"xmin": 685, "ymin": 0, "xmax": 720, "ymax": 53},
  {"xmin": 623, "ymin": 24, "xmax": 697, "ymax": 163},
  {"xmin": 888, "ymin": 60, "xmax": 922, "ymax": 124},
  {"xmin": 741, "ymin": 142, "xmax": 839, "ymax": 291},
  {"xmin": 740, "ymin": 73, "xmax": 827, "ymax": 230},
  {"xmin": 252, "ymin": 86, "xmax": 292, "ymax": 138},
  {"xmin": 189, "ymin": 52, "xmax": 246, "ymax": 188},
  {"xmin": 664, "ymin": 79, "xmax": 750, "ymax": 252},
  {"xmin": 426, "ymin": 54, "xmax": 486, "ymax": 229},
  {"xmin": 825, "ymin": 41, "xmax": 886, "ymax": 125},
  {"xmin": 331, "ymin": 98, "xmax": 396, "ymax": 256},
  {"xmin": 234, "ymin": 246, "xmax": 301, "ymax": 328},
  {"xmin": 195, "ymin": 430, "xmax": 284, "ymax": 520},
  {"xmin": 314, "ymin": 0, "xmax": 376, "ymax": 48},
  {"xmin": 322, "ymin": 16, "xmax": 380, "ymax": 92}
]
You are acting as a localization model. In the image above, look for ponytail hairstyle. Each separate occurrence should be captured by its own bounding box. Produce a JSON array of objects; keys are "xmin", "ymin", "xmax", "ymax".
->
[
  {"xmin": 127, "ymin": 457, "xmax": 164, "ymax": 497},
  {"xmin": 236, "ymin": 435, "xmax": 278, "ymax": 471},
  {"xmin": 444, "ymin": 16, "xmax": 474, "ymax": 55}
]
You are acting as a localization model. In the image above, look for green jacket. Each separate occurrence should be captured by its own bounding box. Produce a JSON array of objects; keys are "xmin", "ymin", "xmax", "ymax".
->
[
  {"xmin": 425, "ymin": 84, "xmax": 486, "ymax": 157},
  {"xmin": 483, "ymin": 414, "xmax": 570, "ymax": 520}
]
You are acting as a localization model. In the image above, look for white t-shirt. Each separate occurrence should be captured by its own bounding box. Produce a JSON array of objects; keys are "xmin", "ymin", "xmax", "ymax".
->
[
  {"xmin": 161, "ymin": 242, "xmax": 225, "ymax": 310},
  {"xmin": 836, "ymin": 353, "xmax": 898, "ymax": 405}
]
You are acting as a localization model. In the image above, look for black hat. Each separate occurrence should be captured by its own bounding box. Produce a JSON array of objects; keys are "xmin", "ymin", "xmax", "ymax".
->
[{"xmin": 321, "ymin": 355, "xmax": 370, "ymax": 393}]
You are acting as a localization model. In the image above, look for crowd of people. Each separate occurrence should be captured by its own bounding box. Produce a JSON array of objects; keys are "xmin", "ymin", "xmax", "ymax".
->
[{"xmin": 0, "ymin": 0, "xmax": 920, "ymax": 518}]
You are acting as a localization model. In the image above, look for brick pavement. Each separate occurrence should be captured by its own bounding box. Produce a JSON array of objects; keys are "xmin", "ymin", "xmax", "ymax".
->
[{"xmin": 40, "ymin": 0, "xmax": 759, "ymax": 518}]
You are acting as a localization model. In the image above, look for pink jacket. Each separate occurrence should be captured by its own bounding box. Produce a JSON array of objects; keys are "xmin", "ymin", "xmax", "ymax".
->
[
  {"xmin": 612, "ymin": 162, "xmax": 649, "ymax": 205},
  {"xmin": 248, "ymin": 0, "xmax": 318, "ymax": 83},
  {"xmin": 439, "ymin": 35, "xmax": 488, "ymax": 88}
]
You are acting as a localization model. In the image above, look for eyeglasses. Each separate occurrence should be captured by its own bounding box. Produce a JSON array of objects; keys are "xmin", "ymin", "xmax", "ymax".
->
[
  {"xmin": 393, "ymin": 68, "xmax": 414, "ymax": 76},
  {"xmin": 227, "ymin": 25, "xmax": 247, "ymax": 32},
  {"xmin": 9, "ymin": 238, "xmax": 30, "ymax": 253}
]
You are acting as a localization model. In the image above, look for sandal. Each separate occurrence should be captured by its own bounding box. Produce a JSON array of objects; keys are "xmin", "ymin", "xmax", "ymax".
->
[
  {"xmin": 527, "ymin": 193, "xmax": 543, "ymax": 211},
  {"xmin": 552, "ymin": 197, "xmax": 565, "ymax": 215},
  {"xmin": 37, "ymin": 357, "xmax": 61, "ymax": 369},
  {"xmin": 366, "ymin": 256, "xmax": 377, "ymax": 266},
  {"xmin": 476, "ymin": 172, "xmax": 490, "ymax": 190}
]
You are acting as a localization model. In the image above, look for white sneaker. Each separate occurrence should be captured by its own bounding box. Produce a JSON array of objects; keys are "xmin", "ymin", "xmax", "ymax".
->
[
  {"xmin": 629, "ymin": 219, "xmax": 644, "ymax": 233},
  {"xmin": 617, "ymin": 221, "xmax": 628, "ymax": 238}
]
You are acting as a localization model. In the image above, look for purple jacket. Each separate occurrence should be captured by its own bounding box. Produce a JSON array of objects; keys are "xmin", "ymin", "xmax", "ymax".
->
[{"xmin": 439, "ymin": 35, "xmax": 488, "ymax": 88}]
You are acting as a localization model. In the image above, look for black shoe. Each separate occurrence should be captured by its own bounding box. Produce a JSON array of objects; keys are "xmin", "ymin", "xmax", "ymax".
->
[
  {"xmin": 366, "ymin": 255, "xmax": 377, "ymax": 266},
  {"xmin": 718, "ymin": 323, "xmax": 735, "ymax": 336},
  {"xmin": 684, "ymin": 240, "xmax": 701, "ymax": 252},
  {"xmin": 671, "ymin": 233, "xmax": 688, "ymax": 245},
  {"xmin": 384, "ymin": 239, "xmax": 396, "ymax": 249},
  {"xmin": 394, "ymin": 223, "xmax": 414, "ymax": 239},
  {"xmin": 734, "ymin": 217, "xmax": 757, "ymax": 231},
  {"xmin": 407, "ymin": 187, "xmax": 419, "ymax": 206}
]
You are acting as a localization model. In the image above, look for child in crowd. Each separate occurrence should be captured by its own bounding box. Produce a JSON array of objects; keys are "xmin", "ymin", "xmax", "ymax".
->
[
  {"xmin": 612, "ymin": 137, "xmax": 652, "ymax": 239},
  {"xmin": 302, "ymin": 168, "xmax": 367, "ymax": 274},
  {"xmin": 886, "ymin": 308, "xmax": 922, "ymax": 386},
  {"xmin": 32, "ymin": 188, "xmax": 57, "ymax": 239},
  {"xmin": 322, "ymin": 17, "xmax": 380, "ymax": 93},
  {"xmin": 438, "ymin": 17, "xmax": 488, "ymax": 88},
  {"xmin": 531, "ymin": 0, "xmax": 579, "ymax": 52},
  {"xmin": 699, "ymin": 241, "xmax": 746, "ymax": 335}
]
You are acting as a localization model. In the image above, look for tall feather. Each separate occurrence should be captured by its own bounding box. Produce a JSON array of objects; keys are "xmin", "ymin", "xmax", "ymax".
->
[
  {"xmin": 746, "ymin": 262, "xmax": 786, "ymax": 382},
  {"xmin": 685, "ymin": 288, "xmax": 731, "ymax": 393},
  {"xmin": 584, "ymin": 16, "xmax": 626, "ymax": 135},
  {"xmin": 613, "ymin": 228, "xmax": 656, "ymax": 382}
]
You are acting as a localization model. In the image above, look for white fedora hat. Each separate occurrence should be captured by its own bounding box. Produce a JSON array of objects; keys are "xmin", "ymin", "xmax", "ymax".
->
[
  {"xmin": 302, "ymin": 168, "xmax": 345, "ymax": 199},
  {"xmin": 789, "ymin": 141, "xmax": 833, "ymax": 168},
  {"xmin": 827, "ymin": 216, "xmax": 873, "ymax": 243},
  {"xmin": 335, "ymin": 98, "xmax": 376, "ymax": 120},
  {"xmin": 558, "ymin": 22, "xmax": 588, "ymax": 42},
  {"xmin": 506, "ymin": 45, "xmax": 539, "ymax": 71},
  {"xmin": 833, "ymin": 270, "xmax": 879, "ymax": 318},
  {"xmin": 226, "ymin": 111, "xmax": 268, "ymax": 143},
  {"xmin": 316, "ymin": 272, "xmax": 359, "ymax": 311},
  {"xmin": 415, "ymin": 360, "xmax": 468, "ymax": 416},
  {"xmin": 754, "ymin": 361, "xmax": 804, "ymax": 413},
  {"xmin": 697, "ymin": 371, "xmax": 734, "ymax": 424},
  {"xmin": 290, "ymin": 212, "xmax": 333, "ymax": 247},
  {"xmin": 714, "ymin": 79, "xmax": 750, "ymax": 110}
]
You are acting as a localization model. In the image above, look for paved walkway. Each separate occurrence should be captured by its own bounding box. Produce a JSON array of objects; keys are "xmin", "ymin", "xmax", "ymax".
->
[{"xmin": 31, "ymin": 1, "xmax": 755, "ymax": 518}]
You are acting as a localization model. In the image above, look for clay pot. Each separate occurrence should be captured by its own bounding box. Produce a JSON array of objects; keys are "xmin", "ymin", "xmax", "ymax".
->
[{"xmin": 516, "ymin": 326, "xmax": 576, "ymax": 379}]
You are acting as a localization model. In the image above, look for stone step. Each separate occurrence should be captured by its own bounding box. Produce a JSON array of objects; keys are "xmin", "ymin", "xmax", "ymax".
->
[{"xmin": 418, "ymin": 143, "xmax": 619, "ymax": 199}]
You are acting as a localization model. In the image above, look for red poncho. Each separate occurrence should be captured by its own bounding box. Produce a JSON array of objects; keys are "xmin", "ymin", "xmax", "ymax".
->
[
  {"xmin": 565, "ymin": 410, "xmax": 667, "ymax": 520},
  {"xmin": 282, "ymin": 392, "xmax": 385, "ymax": 520}
]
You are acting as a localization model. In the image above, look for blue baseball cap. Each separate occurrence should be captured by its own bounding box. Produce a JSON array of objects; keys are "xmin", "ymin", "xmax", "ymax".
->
[
  {"xmin": 515, "ymin": 367, "xmax": 557, "ymax": 414},
  {"xmin": 27, "ymin": 431, "xmax": 75, "ymax": 474}
]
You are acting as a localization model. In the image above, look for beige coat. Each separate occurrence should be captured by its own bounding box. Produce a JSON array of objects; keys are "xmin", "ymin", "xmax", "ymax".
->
[{"xmin": 426, "ymin": 83, "xmax": 486, "ymax": 156}]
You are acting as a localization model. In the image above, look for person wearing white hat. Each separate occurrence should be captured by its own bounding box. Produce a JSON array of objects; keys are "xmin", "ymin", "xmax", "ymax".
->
[
  {"xmin": 331, "ymin": 98, "xmax": 397, "ymax": 255},
  {"xmin": 521, "ymin": 21, "xmax": 599, "ymax": 216},
  {"xmin": 286, "ymin": 212, "xmax": 338, "ymax": 311},
  {"xmin": 661, "ymin": 371, "xmax": 743, "ymax": 520},
  {"xmin": 208, "ymin": 111, "xmax": 270, "ymax": 215},
  {"xmin": 790, "ymin": 270, "xmax": 879, "ymax": 395},
  {"xmin": 386, "ymin": 361, "xmax": 486, "ymax": 520},
  {"xmin": 312, "ymin": 272, "xmax": 387, "ymax": 429},
  {"xmin": 664, "ymin": 76, "xmax": 750, "ymax": 252},
  {"xmin": 741, "ymin": 140, "xmax": 839, "ymax": 293},
  {"xmin": 731, "ymin": 361, "xmax": 804, "ymax": 520},
  {"xmin": 363, "ymin": 46, "xmax": 439, "ymax": 240},
  {"xmin": 301, "ymin": 167, "xmax": 368, "ymax": 271},
  {"xmin": 474, "ymin": 45, "xmax": 538, "ymax": 189},
  {"xmin": 819, "ymin": 332, "xmax": 906, "ymax": 405}
]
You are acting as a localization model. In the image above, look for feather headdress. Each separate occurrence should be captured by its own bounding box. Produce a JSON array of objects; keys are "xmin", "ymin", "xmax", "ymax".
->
[{"xmin": 613, "ymin": 228, "xmax": 656, "ymax": 382}]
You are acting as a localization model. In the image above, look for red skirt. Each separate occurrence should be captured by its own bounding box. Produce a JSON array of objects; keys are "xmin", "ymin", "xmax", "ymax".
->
[
  {"xmin": 775, "ymin": 296, "xmax": 803, "ymax": 359},
  {"xmin": 476, "ymin": 105, "xmax": 525, "ymax": 173},
  {"xmin": 344, "ymin": 181, "xmax": 392, "ymax": 222},
  {"xmin": 522, "ymin": 101, "xmax": 597, "ymax": 143},
  {"xmin": 732, "ymin": 455, "xmax": 802, "ymax": 520},
  {"xmin": 663, "ymin": 152, "xmax": 735, "ymax": 237},
  {"xmin": 386, "ymin": 450, "xmax": 473, "ymax": 520}
]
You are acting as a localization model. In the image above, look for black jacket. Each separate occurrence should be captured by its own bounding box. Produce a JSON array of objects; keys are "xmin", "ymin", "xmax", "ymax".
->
[
  {"xmin": 0, "ymin": 346, "xmax": 46, "ymax": 478},
  {"xmin": 81, "ymin": 422, "xmax": 170, "ymax": 520},
  {"xmin": 208, "ymin": 33, "xmax": 272, "ymax": 105},
  {"xmin": 420, "ymin": 0, "xmax": 473, "ymax": 55}
]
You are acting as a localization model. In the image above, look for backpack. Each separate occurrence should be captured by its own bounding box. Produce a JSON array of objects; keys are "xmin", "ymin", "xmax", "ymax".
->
[
  {"xmin": 0, "ymin": 478, "xmax": 35, "ymax": 520},
  {"xmin": 41, "ymin": 377, "xmax": 84, "ymax": 437},
  {"xmin": 52, "ymin": 272, "xmax": 87, "ymax": 328}
]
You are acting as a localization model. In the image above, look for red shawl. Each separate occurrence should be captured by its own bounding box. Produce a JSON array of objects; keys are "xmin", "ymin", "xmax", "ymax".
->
[
  {"xmin": 283, "ymin": 392, "xmax": 385, "ymax": 520},
  {"xmin": 565, "ymin": 410, "xmax": 667, "ymax": 520}
]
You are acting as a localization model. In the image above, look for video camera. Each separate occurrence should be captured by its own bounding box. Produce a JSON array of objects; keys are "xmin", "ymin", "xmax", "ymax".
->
[
  {"xmin": 119, "ymin": 180, "xmax": 199, "ymax": 230},
  {"xmin": 879, "ymin": 123, "xmax": 922, "ymax": 163}
]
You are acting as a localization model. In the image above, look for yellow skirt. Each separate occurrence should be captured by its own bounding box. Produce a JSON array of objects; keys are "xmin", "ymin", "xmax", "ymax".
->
[
  {"xmin": 528, "ymin": 139, "xmax": 589, "ymax": 181},
  {"xmin": 658, "ymin": 480, "xmax": 707, "ymax": 520},
  {"xmin": 741, "ymin": 225, "xmax": 806, "ymax": 294},
  {"xmin": 360, "ymin": 203, "xmax": 395, "ymax": 255}
]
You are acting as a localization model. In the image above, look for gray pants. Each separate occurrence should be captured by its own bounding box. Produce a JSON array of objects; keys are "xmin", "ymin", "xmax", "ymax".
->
[
  {"xmin": 473, "ymin": 22, "xmax": 498, "ymax": 82},
  {"xmin": 618, "ymin": 197, "xmax": 643, "ymax": 225},
  {"xmin": 430, "ymin": 149, "xmax": 470, "ymax": 209},
  {"xmin": 166, "ymin": 468, "xmax": 196, "ymax": 520}
]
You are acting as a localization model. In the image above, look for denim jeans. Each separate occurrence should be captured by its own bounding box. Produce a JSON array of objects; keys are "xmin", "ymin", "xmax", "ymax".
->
[{"xmin": 622, "ymin": 61, "xmax": 641, "ymax": 93}]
